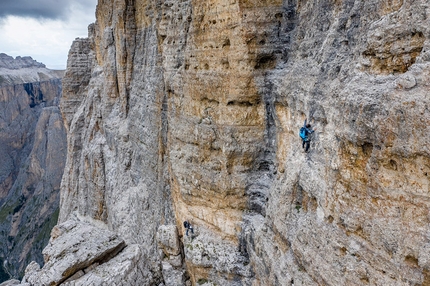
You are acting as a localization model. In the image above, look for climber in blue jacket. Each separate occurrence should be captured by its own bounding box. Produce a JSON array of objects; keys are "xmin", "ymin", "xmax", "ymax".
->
[
  {"xmin": 299, "ymin": 119, "xmax": 315, "ymax": 152},
  {"xmin": 183, "ymin": 220, "xmax": 194, "ymax": 236}
]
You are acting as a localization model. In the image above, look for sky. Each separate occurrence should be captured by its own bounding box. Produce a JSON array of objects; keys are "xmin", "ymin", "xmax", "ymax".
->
[{"xmin": 0, "ymin": 0, "xmax": 98, "ymax": 70}]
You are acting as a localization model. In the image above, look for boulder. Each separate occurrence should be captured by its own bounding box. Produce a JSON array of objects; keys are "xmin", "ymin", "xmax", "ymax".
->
[
  {"xmin": 157, "ymin": 225, "xmax": 181, "ymax": 256},
  {"xmin": 161, "ymin": 261, "xmax": 185, "ymax": 286},
  {"xmin": 62, "ymin": 244, "xmax": 145, "ymax": 286},
  {"xmin": 23, "ymin": 220, "xmax": 125, "ymax": 286}
]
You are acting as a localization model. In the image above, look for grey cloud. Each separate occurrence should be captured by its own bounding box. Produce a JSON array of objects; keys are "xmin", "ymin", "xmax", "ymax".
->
[{"xmin": 0, "ymin": 0, "xmax": 94, "ymax": 20}]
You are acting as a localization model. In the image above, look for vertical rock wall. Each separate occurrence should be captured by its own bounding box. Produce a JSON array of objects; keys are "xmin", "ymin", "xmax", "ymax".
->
[
  {"xmin": 59, "ymin": 2, "xmax": 175, "ymax": 284},
  {"xmin": 53, "ymin": 0, "xmax": 430, "ymax": 285},
  {"xmin": 249, "ymin": 0, "xmax": 430, "ymax": 285}
]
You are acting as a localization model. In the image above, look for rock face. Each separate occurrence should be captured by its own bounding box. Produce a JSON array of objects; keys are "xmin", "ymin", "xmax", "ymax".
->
[
  {"xmin": 23, "ymin": 220, "xmax": 126, "ymax": 286},
  {"xmin": 157, "ymin": 225, "xmax": 187, "ymax": 285},
  {"xmin": 0, "ymin": 55, "xmax": 66, "ymax": 281},
  {"xmin": 20, "ymin": 0, "xmax": 430, "ymax": 285}
]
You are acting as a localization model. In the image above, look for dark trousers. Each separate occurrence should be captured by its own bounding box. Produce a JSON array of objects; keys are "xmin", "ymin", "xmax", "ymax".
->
[
  {"xmin": 186, "ymin": 226, "xmax": 194, "ymax": 236},
  {"xmin": 302, "ymin": 140, "xmax": 310, "ymax": 152}
]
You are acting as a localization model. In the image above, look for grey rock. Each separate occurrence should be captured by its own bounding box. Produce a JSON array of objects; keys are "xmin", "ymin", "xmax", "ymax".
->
[
  {"xmin": 61, "ymin": 37, "xmax": 94, "ymax": 129},
  {"xmin": 396, "ymin": 74, "xmax": 417, "ymax": 89},
  {"xmin": 157, "ymin": 225, "xmax": 185, "ymax": 285},
  {"xmin": 418, "ymin": 243, "xmax": 430, "ymax": 269},
  {"xmin": 161, "ymin": 262, "xmax": 185, "ymax": 286},
  {"xmin": 24, "ymin": 220, "xmax": 126, "ymax": 286},
  {"xmin": 63, "ymin": 270, "xmax": 85, "ymax": 283},
  {"xmin": 183, "ymin": 228, "xmax": 251, "ymax": 278},
  {"xmin": 62, "ymin": 244, "xmax": 147, "ymax": 286},
  {"xmin": 157, "ymin": 225, "xmax": 181, "ymax": 256},
  {"xmin": 0, "ymin": 279, "xmax": 20, "ymax": 286},
  {"xmin": 167, "ymin": 255, "xmax": 183, "ymax": 268}
]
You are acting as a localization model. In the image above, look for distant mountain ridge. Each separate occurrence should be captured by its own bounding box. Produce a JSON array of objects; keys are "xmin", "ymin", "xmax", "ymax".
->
[
  {"xmin": 0, "ymin": 53, "xmax": 46, "ymax": 69},
  {"xmin": 0, "ymin": 54, "xmax": 64, "ymax": 86}
]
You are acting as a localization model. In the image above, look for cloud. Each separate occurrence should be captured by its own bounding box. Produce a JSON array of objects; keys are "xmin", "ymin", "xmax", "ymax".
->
[
  {"xmin": 0, "ymin": 0, "xmax": 94, "ymax": 21},
  {"xmin": 0, "ymin": 0, "xmax": 97, "ymax": 69}
]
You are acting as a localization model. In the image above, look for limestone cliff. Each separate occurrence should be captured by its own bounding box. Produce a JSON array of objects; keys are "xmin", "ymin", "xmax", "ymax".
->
[
  {"xmin": 0, "ymin": 55, "xmax": 66, "ymax": 281},
  {"xmin": 18, "ymin": 0, "xmax": 430, "ymax": 285}
]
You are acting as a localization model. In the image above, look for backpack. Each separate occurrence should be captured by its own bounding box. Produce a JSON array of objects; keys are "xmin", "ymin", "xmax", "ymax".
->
[
  {"xmin": 299, "ymin": 127, "xmax": 307, "ymax": 139},
  {"xmin": 183, "ymin": 221, "xmax": 189, "ymax": 228}
]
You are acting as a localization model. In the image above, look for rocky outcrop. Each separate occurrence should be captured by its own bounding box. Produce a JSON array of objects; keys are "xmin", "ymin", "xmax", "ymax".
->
[
  {"xmin": 157, "ymin": 225, "xmax": 187, "ymax": 285},
  {"xmin": 18, "ymin": 0, "xmax": 430, "ymax": 285},
  {"xmin": 0, "ymin": 55, "xmax": 66, "ymax": 281},
  {"xmin": 23, "ymin": 220, "xmax": 126, "ymax": 285},
  {"xmin": 0, "ymin": 280, "xmax": 20, "ymax": 286}
]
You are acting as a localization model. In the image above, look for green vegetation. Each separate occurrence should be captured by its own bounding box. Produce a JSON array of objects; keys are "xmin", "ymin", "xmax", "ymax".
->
[
  {"xmin": 197, "ymin": 278, "xmax": 209, "ymax": 285},
  {"xmin": 35, "ymin": 207, "xmax": 60, "ymax": 245},
  {"xmin": 0, "ymin": 202, "xmax": 19, "ymax": 222}
]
